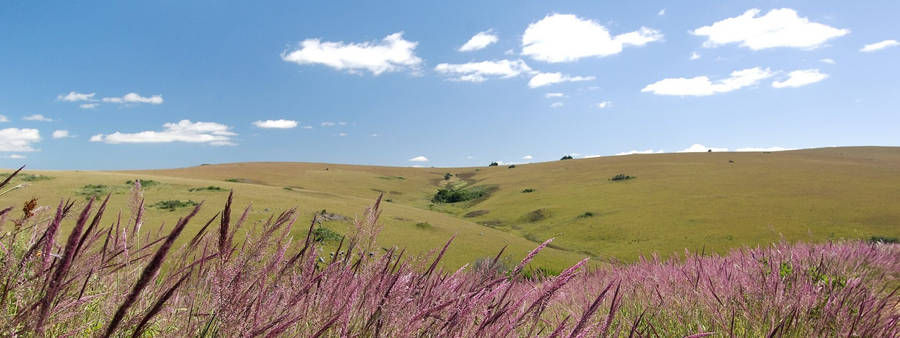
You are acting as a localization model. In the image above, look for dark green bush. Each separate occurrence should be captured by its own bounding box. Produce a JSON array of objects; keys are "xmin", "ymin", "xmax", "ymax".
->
[
  {"xmin": 188, "ymin": 186, "xmax": 226, "ymax": 192},
  {"xmin": 488, "ymin": 162, "xmax": 499, "ymax": 167},
  {"xmin": 313, "ymin": 227, "xmax": 343, "ymax": 242},
  {"xmin": 224, "ymin": 178, "xmax": 243, "ymax": 183},
  {"xmin": 609, "ymin": 174, "xmax": 635, "ymax": 181},
  {"xmin": 150, "ymin": 200, "xmax": 199, "ymax": 211},
  {"xmin": 507, "ymin": 165, "xmax": 516, "ymax": 169},
  {"xmin": 432, "ymin": 187, "xmax": 487, "ymax": 203},
  {"xmin": 415, "ymin": 222, "xmax": 432, "ymax": 229},
  {"xmin": 560, "ymin": 155, "xmax": 574, "ymax": 160},
  {"xmin": 521, "ymin": 188, "xmax": 535, "ymax": 193},
  {"xmin": 125, "ymin": 179, "xmax": 159, "ymax": 187},
  {"xmin": 579, "ymin": 211, "xmax": 595, "ymax": 218},
  {"xmin": 444, "ymin": 173, "xmax": 452, "ymax": 180}
]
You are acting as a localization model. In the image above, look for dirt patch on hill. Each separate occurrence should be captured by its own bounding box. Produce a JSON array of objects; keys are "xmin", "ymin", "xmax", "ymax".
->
[
  {"xmin": 523, "ymin": 209, "xmax": 551, "ymax": 223},
  {"xmin": 464, "ymin": 210, "xmax": 490, "ymax": 218}
]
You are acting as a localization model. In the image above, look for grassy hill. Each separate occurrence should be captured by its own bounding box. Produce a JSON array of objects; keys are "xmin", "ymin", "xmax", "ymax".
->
[{"xmin": 3, "ymin": 146, "xmax": 898, "ymax": 270}]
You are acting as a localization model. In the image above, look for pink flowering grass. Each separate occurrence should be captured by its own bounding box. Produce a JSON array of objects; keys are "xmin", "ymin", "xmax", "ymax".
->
[{"xmin": 0, "ymin": 170, "xmax": 897, "ymax": 336}]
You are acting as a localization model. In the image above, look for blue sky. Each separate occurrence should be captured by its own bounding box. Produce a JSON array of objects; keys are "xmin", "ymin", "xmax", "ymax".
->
[{"xmin": 1, "ymin": 1, "xmax": 898, "ymax": 169}]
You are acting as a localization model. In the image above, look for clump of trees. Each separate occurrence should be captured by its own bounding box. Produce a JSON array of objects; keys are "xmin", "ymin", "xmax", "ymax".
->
[
  {"xmin": 432, "ymin": 187, "xmax": 486, "ymax": 203},
  {"xmin": 488, "ymin": 162, "xmax": 499, "ymax": 167},
  {"xmin": 560, "ymin": 155, "xmax": 574, "ymax": 160},
  {"xmin": 609, "ymin": 174, "xmax": 635, "ymax": 181}
]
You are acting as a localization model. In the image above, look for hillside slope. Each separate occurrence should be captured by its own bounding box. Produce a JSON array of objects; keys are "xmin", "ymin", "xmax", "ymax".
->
[{"xmin": 128, "ymin": 146, "xmax": 900, "ymax": 262}]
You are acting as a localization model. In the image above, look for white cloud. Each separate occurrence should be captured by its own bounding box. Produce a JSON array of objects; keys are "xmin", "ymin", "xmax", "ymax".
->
[
  {"xmin": 253, "ymin": 119, "xmax": 298, "ymax": 129},
  {"xmin": 860, "ymin": 40, "xmax": 899, "ymax": 52},
  {"xmin": 820, "ymin": 58, "xmax": 836, "ymax": 64},
  {"xmin": 658, "ymin": 9, "xmax": 666, "ymax": 16},
  {"xmin": 80, "ymin": 103, "xmax": 98, "ymax": 109},
  {"xmin": 593, "ymin": 101, "xmax": 611, "ymax": 109},
  {"xmin": 23, "ymin": 114, "xmax": 53, "ymax": 122},
  {"xmin": 102, "ymin": 93, "xmax": 163, "ymax": 105},
  {"xmin": 690, "ymin": 51, "xmax": 701, "ymax": 60},
  {"xmin": 338, "ymin": 121, "xmax": 348, "ymax": 126},
  {"xmin": 679, "ymin": 144, "xmax": 729, "ymax": 152},
  {"xmin": 459, "ymin": 30, "xmax": 499, "ymax": 52},
  {"xmin": 772, "ymin": 69, "xmax": 828, "ymax": 88},
  {"xmin": 8, "ymin": 154, "xmax": 26, "ymax": 159},
  {"xmin": 52, "ymin": 130, "xmax": 70, "ymax": 139},
  {"xmin": 408, "ymin": 155, "xmax": 428, "ymax": 162},
  {"xmin": 370, "ymin": 133, "xmax": 378, "ymax": 137},
  {"xmin": 545, "ymin": 92, "xmax": 566, "ymax": 98},
  {"xmin": 522, "ymin": 155, "xmax": 533, "ymax": 160},
  {"xmin": 528, "ymin": 72, "xmax": 594, "ymax": 88},
  {"xmin": 549, "ymin": 102, "xmax": 564, "ymax": 108},
  {"xmin": 735, "ymin": 146, "xmax": 789, "ymax": 152},
  {"xmin": 692, "ymin": 8, "xmax": 848, "ymax": 50},
  {"xmin": 57, "ymin": 91, "xmax": 96, "ymax": 102},
  {"xmin": 337, "ymin": 132, "xmax": 347, "ymax": 137},
  {"xmin": 435, "ymin": 59, "xmax": 532, "ymax": 82},
  {"xmin": 281, "ymin": 32, "xmax": 422, "ymax": 75},
  {"xmin": 321, "ymin": 121, "xmax": 337, "ymax": 127},
  {"xmin": 522, "ymin": 13, "xmax": 662, "ymax": 63},
  {"xmin": 642, "ymin": 67, "xmax": 775, "ymax": 96},
  {"xmin": 0, "ymin": 115, "xmax": 7, "ymax": 123},
  {"xmin": 0, "ymin": 128, "xmax": 40, "ymax": 152},
  {"xmin": 90, "ymin": 120, "xmax": 236, "ymax": 146},
  {"xmin": 302, "ymin": 126, "xmax": 313, "ymax": 129},
  {"xmin": 615, "ymin": 149, "xmax": 664, "ymax": 156}
]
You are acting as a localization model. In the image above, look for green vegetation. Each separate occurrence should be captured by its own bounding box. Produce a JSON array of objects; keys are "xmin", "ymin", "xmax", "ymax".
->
[
  {"xmin": 224, "ymin": 178, "xmax": 243, "ymax": 182},
  {"xmin": 188, "ymin": 186, "xmax": 226, "ymax": 192},
  {"xmin": 76, "ymin": 184, "xmax": 113, "ymax": 200},
  {"xmin": 507, "ymin": 165, "xmax": 516, "ymax": 169},
  {"xmin": 521, "ymin": 188, "xmax": 535, "ymax": 193},
  {"xmin": 443, "ymin": 173, "xmax": 452, "ymax": 180},
  {"xmin": 125, "ymin": 179, "xmax": 159, "ymax": 187},
  {"xmin": 150, "ymin": 199, "xmax": 199, "ymax": 211},
  {"xmin": 0, "ymin": 172, "xmax": 54, "ymax": 182},
  {"xmin": 488, "ymin": 162, "xmax": 499, "ymax": 167},
  {"xmin": 609, "ymin": 174, "xmax": 635, "ymax": 181},
  {"xmin": 377, "ymin": 176, "xmax": 405, "ymax": 180},
  {"xmin": 313, "ymin": 227, "xmax": 343, "ymax": 242},
  {"xmin": 578, "ymin": 211, "xmax": 594, "ymax": 218},
  {"xmin": 870, "ymin": 236, "xmax": 899, "ymax": 244},
  {"xmin": 415, "ymin": 222, "xmax": 432, "ymax": 229},
  {"xmin": 432, "ymin": 186, "xmax": 489, "ymax": 203},
  {"xmin": 560, "ymin": 155, "xmax": 574, "ymax": 160}
]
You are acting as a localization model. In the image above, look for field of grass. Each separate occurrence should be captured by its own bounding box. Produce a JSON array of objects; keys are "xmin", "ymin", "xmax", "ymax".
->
[
  {"xmin": 2, "ymin": 146, "xmax": 898, "ymax": 271},
  {"xmin": 122, "ymin": 146, "xmax": 900, "ymax": 264}
]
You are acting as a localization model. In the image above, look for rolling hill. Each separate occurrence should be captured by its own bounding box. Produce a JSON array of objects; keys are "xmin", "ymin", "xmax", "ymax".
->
[{"xmin": 3, "ymin": 146, "xmax": 898, "ymax": 271}]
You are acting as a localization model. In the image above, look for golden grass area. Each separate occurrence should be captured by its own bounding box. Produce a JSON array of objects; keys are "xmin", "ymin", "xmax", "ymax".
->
[{"xmin": 3, "ymin": 146, "xmax": 898, "ymax": 270}]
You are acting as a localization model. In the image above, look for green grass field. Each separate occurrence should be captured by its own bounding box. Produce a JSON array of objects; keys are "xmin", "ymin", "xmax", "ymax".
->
[{"xmin": 3, "ymin": 146, "xmax": 898, "ymax": 271}]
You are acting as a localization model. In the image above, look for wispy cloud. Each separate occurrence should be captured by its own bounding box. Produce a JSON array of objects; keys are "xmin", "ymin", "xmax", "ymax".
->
[
  {"xmin": 820, "ymin": 58, "xmax": 836, "ymax": 64},
  {"xmin": 545, "ymin": 92, "xmax": 566, "ymax": 98},
  {"xmin": 528, "ymin": 72, "xmax": 594, "ymax": 88},
  {"xmin": 593, "ymin": 101, "xmax": 611, "ymax": 109},
  {"xmin": 860, "ymin": 39, "xmax": 899, "ymax": 52},
  {"xmin": 282, "ymin": 32, "xmax": 422, "ymax": 75},
  {"xmin": 522, "ymin": 155, "xmax": 533, "ymax": 160},
  {"xmin": 57, "ymin": 91, "xmax": 96, "ymax": 102},
  {"xmin": 0, "ymin": 115, "xmax": 8, "ymax": 123},
  {"xmin": 642, "ymin": 67, "xmax": 775, "ymax": 96},
  {"xmin": 102, "ymin": 92, "xmax": 163, "ymax": 105},
  {"xmin": 435, "ymin": 59, "xmax": 532, "ymax": 82},
  {"xmin": 253, "ymin": 119, "xmax": 298, "ymax": 129},
  {"xmin": 692, "ymin": 8, "xmax": 848, "ymax": 50},
  {"xmin": 550, "ymin": 102, "xmax": 564, "ymax": 108},
  {"xmin": 772, "ymin": 69, "xmax": 828, "ymax": 88},
  {"xmin": 90, "ymin": 120, "xmax": 236, "ymax": 146},
  {"xmin": 23, "ymin": 114, "xmax": 53, "ymax": 122},
  {"xmin": 459, "ymin": 30, "xmax": 498, "ymax": 52},
  {"xmin": 408, "ymin": 155, "xmax": 429, "ymax": 162},
  {"xmin": 52, "ymin": 130, "xmax": 70, "ymax": 139}
]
